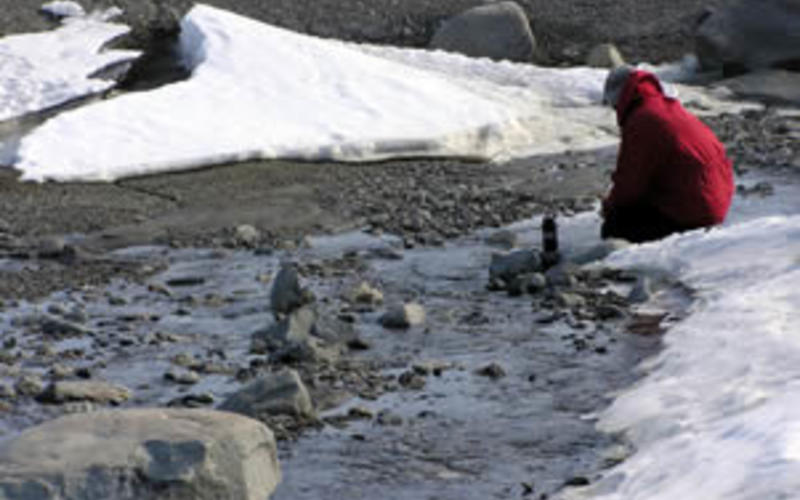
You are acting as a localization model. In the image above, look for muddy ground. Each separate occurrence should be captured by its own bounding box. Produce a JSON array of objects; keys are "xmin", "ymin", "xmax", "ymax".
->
[
  {"xmin": 0, "ymin": 148, "xmax": 616, "ymax": 300},
  {"xmin": 2, "ymin": 106, "xmax": 799, "ymax": 300}
]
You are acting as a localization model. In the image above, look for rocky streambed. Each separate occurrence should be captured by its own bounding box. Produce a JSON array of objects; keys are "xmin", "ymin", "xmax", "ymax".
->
[
  {"xmin": 0, "ymin": 207, "xmax": 688, "ymax": 498},
  {"xmin": 0, "ymin": 103, "xmax": 798, "ymax": 498}
]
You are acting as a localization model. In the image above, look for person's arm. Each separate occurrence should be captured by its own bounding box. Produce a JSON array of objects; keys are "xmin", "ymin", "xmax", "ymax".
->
[{"xmin": 603, "ymin": 116, "xmax": 662, "ymax": 217}]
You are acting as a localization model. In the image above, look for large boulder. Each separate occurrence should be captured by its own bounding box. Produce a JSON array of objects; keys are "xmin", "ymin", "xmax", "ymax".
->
[
  {"xmin": 430, "ymin": 1, "xmax": 537, "ymax": 62},
  {"xmin": 696, "ymin": 0, "xmax": 800, "ymax": 73},
  {"xmin": 0, "ymin": 408, "xmax": 280, "ymax": 500}
]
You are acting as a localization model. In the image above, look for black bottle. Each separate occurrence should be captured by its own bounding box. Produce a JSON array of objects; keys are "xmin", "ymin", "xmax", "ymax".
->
[{"xmin": 541, "ymin": 213, "xmax": 560, "ymax": 268}]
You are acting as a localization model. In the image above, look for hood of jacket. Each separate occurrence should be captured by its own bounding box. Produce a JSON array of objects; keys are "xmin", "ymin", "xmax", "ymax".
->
[{"xmin": 615, "ymin": 70, "xmax": 669, "ymax": 126}]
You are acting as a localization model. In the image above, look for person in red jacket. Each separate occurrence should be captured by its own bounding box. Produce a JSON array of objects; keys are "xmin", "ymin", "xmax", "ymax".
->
[{"xmin": 600, "ymin": 65, "xmax": 734, "ymax": 243}]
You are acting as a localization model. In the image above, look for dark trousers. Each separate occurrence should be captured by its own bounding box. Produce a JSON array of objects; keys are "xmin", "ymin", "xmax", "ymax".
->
[{"xmin": 601, "ymin": 205, "xmax": 688, "ymax": 243}]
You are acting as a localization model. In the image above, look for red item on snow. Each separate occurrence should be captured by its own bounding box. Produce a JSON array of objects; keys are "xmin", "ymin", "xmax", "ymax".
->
[{"xmin": 602, "ymin": 70, "xmax": 734, "ymax": 233}]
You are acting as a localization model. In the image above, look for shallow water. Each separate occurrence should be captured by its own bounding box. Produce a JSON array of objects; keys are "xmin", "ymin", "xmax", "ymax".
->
[{"xmin": 0, "ymin": 166, "xmax": 793, "ymax": 497}]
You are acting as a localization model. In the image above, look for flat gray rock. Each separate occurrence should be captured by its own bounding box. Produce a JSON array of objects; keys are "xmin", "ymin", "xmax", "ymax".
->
[
  {"xmin": 37, "ymin": 380, "xmax": 132, "ymax": 405},
  {"xmin": 219, "ymin": 369, "xmax": 316, "ymax": 420},
  {"xmin": 0, "ymin": 408, "xmax": 281, "ymax": 500},
  {"xmin": 713, "ymin": 70, "xmax": 800, "ymax": 105}
]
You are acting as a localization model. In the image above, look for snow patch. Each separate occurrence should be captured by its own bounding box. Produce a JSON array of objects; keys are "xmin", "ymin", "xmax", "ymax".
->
[{"xmin": 11, "ymin": 4, "xmax": 755, "ymax": 182}]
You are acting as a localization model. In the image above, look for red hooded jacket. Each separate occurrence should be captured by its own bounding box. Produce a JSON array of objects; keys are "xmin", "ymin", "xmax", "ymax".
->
[{"xmin": 603, "ymin": 71, "xmax": 734, "ymax": 228}]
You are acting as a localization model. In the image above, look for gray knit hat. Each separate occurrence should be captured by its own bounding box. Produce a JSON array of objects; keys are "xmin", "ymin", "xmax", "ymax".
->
[{"xmin": 603, "ymin": 64, "xmax": 635, "ymax": 108}]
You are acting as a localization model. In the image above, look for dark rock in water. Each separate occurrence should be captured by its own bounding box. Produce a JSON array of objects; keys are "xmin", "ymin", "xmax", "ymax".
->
[
  {"xmin": 269, "ymin": 338, "xmax": 327, "ymax": 365},
  {"xmin": 506, "ymin": 273, "xmax": 532, "ymax": 297},
  {"xmin": 347, "ymin": 337, "xmax": 371, "ymax": 351},
  {"xmin": 252, "ymin": 305, "xmax": 327, "ymax": 354},
  {"xmin": 526, "ymin": 273, "xmax": 548, "ymax": 294},
  {"xmin": 0, "ymin": 409, "xmax": 280, "ymax": 500},
  {"xmin": 219, "ymin": 369, "xmax": 316, "ymax": 420},
  {"xmin": 554, "ymin": 291, "xmax": 587, "ymax": 309},
  {"xmin": 476, "ymin": 362, "xmax": 507, "ymax": 379},
  {"xmin": 165, "ymin": 276, "xmax": 206, "ymax": 287},
  {"xmin": 595, "ymin": 304, "xmax": 626, "ymax": 320},
  {"xmin": 489, "ymin": 249, "xmax": 543, "ymax": 284},
  {"xmin": 545, "ymin": 263, "xmax": 579, "ymax": 289},
  {"xmin": 430, "ymin": 1, "xmax": 537, "ymax": 63},
  {"xmin": 164, "ymin": 369, "xmax": 201, "ymax": 385},
  {"xmin": 167, "ymin": 392, "xmax": 215, "ymax": 408},
  {"xmin": 564, "ymin": 475, "xmax": 591, "ymax": 487},
  {"xmin": 39, "ymin": 315, "xmax": 93, "ymax": 338},
  {"xmin": 270, "ymin": 263, "xmax": 312, "ymax": 319},
  {"xmin": 380, "ymin": 303, "xmax": 426, "ymax": 329},
  {"xmin": 398, "ymin": 370, "xmax": 427, "ymax": 390}
]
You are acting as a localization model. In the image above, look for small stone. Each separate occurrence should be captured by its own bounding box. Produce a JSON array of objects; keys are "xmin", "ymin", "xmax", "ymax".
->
[
  {"xmin": 40, "ymin": 316, "xmax": 92, "ymax": 337},
  {"xmin": 545, "ymin": 264, "xmax": 578, "ymax": 289},
  {"xmin": 166, "ymin": 276, "xmax": 206, "ymax": 287},
  {"xmin": 108, "ymin": 296, "xmax": 127, "ymax": 306},
  {"xmin": 171, "ymin": 353, "xmax": 196, "ymax": 367},
  {"xmin": 596, "ymin": 304, "xmax": 626, "ymax": 320},
  {"xmin": 234, "ymin": 224, "xmax": 261, "ymax": 247},
  {"xmin": 147, "ymin": 283, "xmax": 173, "ymax": 297},
  {"xmin": 526, "ymin": 273, "xmax": 548, "ymax": 294},
  {"xmin": 37, "ymin": 380, "xmax": 131, "ymax": 405},
  {"xmin": 164, "ymin": 369, "xmax": 200, "ymax": 385},
  {"xmin": 0, "ymin": 382, "xmax": 16, "ymax": 399},
  {"xmin": 376, "ymin": 409, "xmax": 403, "ymax": 426},
  {"xmin": 36, "ymin": 236, "xmax": 68, "ymax": 259},
  {"xmin": 489, "ymin": 249, "xmax": 543, "ymax": 284},
  {"xmin": 586, "ymin": 43, "xmax": 625, "ymax": 68},
  {"xmin": 347, "ymin": 337, "xmax": 371, "ymax": 351},
  {"xmin": 380, "ymin": 303, "xmax": 426, "ymax": 329},
  {"xmin": 476, "ymin": 362, "xmax": 506, "ymax": 379},
  {"xmin": 564, "ymin": 476, "xmax": 590, "ymax": 487},
  {"xmin": 347, "ymin": 406, "xmax": 374, "ymax": 419},
  {"xmin": 167, "ymin": 392, "xmax": 215, "ymax": 408},
  {"xmin": 346, "ymin": 282, "xmax": 384, "ymax": 305},
  {"xmin": 49, "ymin": 363, "xmax": 74, "ymax": 380},
  {"xmin": 398, "ymin": 371, "xmax": 427, "ymax": 390},
  {"xmin": 555, "ymin": 292, "xmax": 587, "ymax": 309},
  {"xmin": 15, "ymin": 374, "xmax": 45, "ymax": 397}
]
